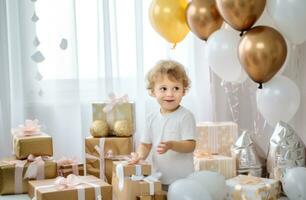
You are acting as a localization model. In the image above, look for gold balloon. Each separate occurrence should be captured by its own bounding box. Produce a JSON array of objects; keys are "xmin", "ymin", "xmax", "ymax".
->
[
  {"xmin": 216, "ymin": 0, "xmax": 266, "ymax": 31},
  {"xmin": 186, "ymin": 0, "xmax": 223, "ymax": 41},
  {"xmin": 90, "ymin": 120, "xmax": 109, "ymax": 137},
  {"xmin": 149, "ymin": 0, "xmax": 190, "ymax": 46},
  {"xmin": 238, "ymin": 26, "xmax": 287, "ymax": 88}
]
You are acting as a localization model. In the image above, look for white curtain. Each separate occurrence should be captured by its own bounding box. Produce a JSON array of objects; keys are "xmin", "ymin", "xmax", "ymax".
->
[{"xmin": 0, "ymin": 0, "xmax": 212, "ymax": 159}]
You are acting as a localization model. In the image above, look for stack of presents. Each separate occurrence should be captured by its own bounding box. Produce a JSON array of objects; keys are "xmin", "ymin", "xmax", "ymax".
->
[
  {"xmin": 194, "ymin": 121, "xmax": 305, "ymax": 200},
  {"xmin": 0, "ymin": 95, "xmax": 166, "ymax": 200}
]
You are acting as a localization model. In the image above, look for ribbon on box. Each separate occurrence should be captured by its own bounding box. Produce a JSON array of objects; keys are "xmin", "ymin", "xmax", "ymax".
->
[
  {"xmin": 2, "ymin": 160, "xmax": 27, "ymax": 194},
  {"xmin": 85, "ymin": 138, "xmax": 107, "ymax": 181},
  {"xmin": 24, "ymin": 154, "xmax": 53, "ymax": 180},
  {"xmin": 11, "ymin": 119, "xmax": 42, "ymax": 137},
  {"xmin": 32, "ymin": 174, "xmax": 102, "ymax": 200},
  {"xmin": 102, "ymin": 93, "xmax": 129, "ymax": 126},
  {"xmin": 232, "ymin": 175, "xmax": 276, "ymax": 200},
  {"xmin": 131, "ymin": 172, "xmax": 162, "ymax": 195},
  {"xmin": 57, "ymin": 157, "xmax": 79, "ymax": 176},
  {"xmin": 103, "ymin": 93, "xmax": 129, "ymax": 113},
  {"xmin": 116, "ymin": 155, "xmax": 149, "ymax": 191},
  {"xmin": 194, "ymin": 150, "xmax": 214, "ymax": 159}
]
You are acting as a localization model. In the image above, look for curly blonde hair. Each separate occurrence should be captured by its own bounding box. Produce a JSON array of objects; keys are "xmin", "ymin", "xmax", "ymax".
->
[{"xmin": 146, "ymin": 60, "xmax": 191, "ymax": 93}]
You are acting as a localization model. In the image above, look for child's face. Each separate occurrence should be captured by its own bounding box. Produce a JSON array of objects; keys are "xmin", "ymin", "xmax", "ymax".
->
[{"xmin": 152, "ymin": 75, "xmax": 185, "ymax": 113}]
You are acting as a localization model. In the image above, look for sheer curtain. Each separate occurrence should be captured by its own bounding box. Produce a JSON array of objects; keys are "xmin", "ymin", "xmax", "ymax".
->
[{"xmin": 0, "ymin": 0, "xmax": 212, "ymax": 159}]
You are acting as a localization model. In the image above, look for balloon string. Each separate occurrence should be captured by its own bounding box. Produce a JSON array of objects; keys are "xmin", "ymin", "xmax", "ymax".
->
[
  {"xmin": 240, "ymin": 31, "xmax": 244, "ymax": 37},
  {"xmin": 171, "ymin": 43, "xmax": 177, "ymax": 49}
]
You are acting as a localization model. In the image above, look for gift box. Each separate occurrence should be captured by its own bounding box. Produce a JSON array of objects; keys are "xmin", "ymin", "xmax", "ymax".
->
[
  {"xmin": 112, "ymin": 161, "xmax": 151, "ymax": 177},
  {"xmin": 92, "ymin": 100, "xmax": 135, "ymax": 136},
  {"xmin": 0, "ymin": 157, "xmax": 57, "ymax": 195},
  {"xmin": 225, "ymin": 175, "xmax": 281, "ymax": 200},
  {"xmin": 13, "ymin": 133, "xmax": 53, "ymax": 160},
  {"xmin": 112, "ymin": 175, "xmax": 162, "ymax": 200},
  {"xmin": 58, "ymin": 163, "xmax": 84, "ymax": 178},
  {"xmin": 11, "ymin": 119, "xmax": 53, "ymax": 159},
  {"xmin": 85, "ymin": 136, "xmax": 133, "ymax": 183},
  {"xmin": 112, "ymin": 161, "xmax": 156, "ymax": 200},
  {"xmin": 196, "ymin": 122, "xmax": 238, "ymax": 156},
  {"xmin": 137, "ymin": 191, "xmax": 167, "ymax": 200},
  {"xmin": 194, "ymin": 153, "xmax": 236, "ymax": 179},
  {"xmin": 28, "ymin": 175, "xmax": 112, "ymax": 200}
]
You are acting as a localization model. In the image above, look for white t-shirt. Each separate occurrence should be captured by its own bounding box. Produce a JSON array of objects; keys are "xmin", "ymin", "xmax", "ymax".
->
[{"xmin": 141, "ymin": 106, "xmax": 196, "ymax": 184}]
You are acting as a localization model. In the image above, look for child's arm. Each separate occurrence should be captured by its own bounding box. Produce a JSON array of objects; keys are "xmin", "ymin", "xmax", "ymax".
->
[
  {"xmin": 137, "ymin": 143, "xmax": 152, "ymax": 159},
  {"xmin": 157, "ymin": 140, "xmax": 195, "ymax": 154},
  {"xmin": 129, "ymin": 143, "xmax": 152, "ymax": 164}
]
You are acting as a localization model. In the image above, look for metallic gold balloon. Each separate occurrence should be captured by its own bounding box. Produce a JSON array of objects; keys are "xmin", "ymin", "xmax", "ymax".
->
[
  {"xmin": 186, "ymin": 0, "xmax": 223, "ymax": 41},
  {"xmin": 216, "ymin": 0, "xmax": 266, "ymax": 31},
  {"xmin": 238, "ymin": 26, "xmax": 287, "ymax": 87},
  {"xmin": 149, "ymin": 0, "xmax": 190, "ymax": 46}
]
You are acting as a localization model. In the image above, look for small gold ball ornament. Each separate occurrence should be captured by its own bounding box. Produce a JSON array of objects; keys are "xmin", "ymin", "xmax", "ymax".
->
[
  {"xmin": 90, "ymin": 120, "xmax": 108, "ymax": 137},
  {"xmin": 113, "ymin": 120, "xmax": 133, "ymax": 136}
]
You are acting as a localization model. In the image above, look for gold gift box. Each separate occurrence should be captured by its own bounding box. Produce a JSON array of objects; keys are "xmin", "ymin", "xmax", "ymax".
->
[
  {"xmin": 137, "ymin": 191, "xmax": 167, "ymax": 200},
  {"xmin": 196, "ymin": 122, "xmax": 238, "ymax": 156},
  {"xmin": 112, "ymin": 161, "xmax": 151, "ymax": 177},
  {"xmin": 58, "ymin": 163, "xmax": 84, "ymax": 177},
  {"xmin": 112, "ymin": 176, "xmax": 162, "ymax": 200},
  {"xmin": 194, "ymin": 154, "xmax": 236, "ymax": 179},
  {"xmin": 28, "ymin": 175, "xmax": 112, "ymax": 200},
  {"xmin": 92, "ymin": 102, "xmax": 135, "ymax": 136},
  {"xmin": 13, "ymin": 133, "xmax": 53, "ymax": 159},
  {"xmin": 225, "ymin": 175, "xmax": 281, "ymax": 200},
  {"xmin": 85, "ymin": 136, "xmax": 133, "ymax": 183},
  {"xmin": 0, "ymin": 158, "xmax": 57, "ymax": 195}
]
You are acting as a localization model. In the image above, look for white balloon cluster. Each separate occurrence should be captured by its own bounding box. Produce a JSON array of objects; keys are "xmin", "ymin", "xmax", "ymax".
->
[
  {"xmin": 282, "ymin": 167, "xmax": 306, "ymax": 200},
  {"xmin": 168, "ymin": 171, "xmax": 226, "ymax": 200}
]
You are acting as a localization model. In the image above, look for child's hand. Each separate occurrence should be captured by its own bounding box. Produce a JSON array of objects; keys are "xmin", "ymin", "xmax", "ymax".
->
[
  {"xmin": 157, "ymin": 141, "xmax": 173, "ymax": 154},
  {"xmin": 128, "ymin": 152, "xmax": 142, "ymax": 164}
]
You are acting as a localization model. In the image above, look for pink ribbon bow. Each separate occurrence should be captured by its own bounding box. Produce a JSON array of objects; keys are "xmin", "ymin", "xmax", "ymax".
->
[
  {"xmin": 54, "ymin": 174, "xmax": 83, "ymax": 190},
  {"xmin": 102, "ymin": 93, "xmax": 129, "ymax": 113},
  {"xmin": 24, "ymin": 154, "xmax": 52, "ymax": 180},
  {"xmin": 11, "ymin": 119, "xmax": 41, "ymax": 137}
]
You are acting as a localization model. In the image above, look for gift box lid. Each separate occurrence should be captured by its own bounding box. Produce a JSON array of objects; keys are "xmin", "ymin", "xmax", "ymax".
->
[{"xmin": 113, "ymin": 161, "xmax": 151, "ymax": 177}]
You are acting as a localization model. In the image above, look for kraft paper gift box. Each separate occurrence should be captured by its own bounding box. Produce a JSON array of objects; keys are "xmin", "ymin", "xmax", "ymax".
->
[
  {"xmin": 92, "ymin": 100, "xmax": 135, "ymax": 136},
  {"xmin": 85, "ymin": 136, "xmax": 133, "ymax": 183},
  {"xmin": 58, "ymin": 163, "xmax": 85, "ymax": 177},
  {"xmin": 112, "ymin": 161, "xmax": 155, "ymax": 200},
  {"xmin": 137, "ymin": 191, "xmax": 167, "ymax": 200},
  {"xmin": 112, "ymin": 176, "xmax": 162, "ymax": 200},
  {"xmin": 196, "ymin": 122, "xmax": 238, "ymax": 156},
  {"xmin": 112, "ymin": 161, "xmax": 151, "ymax": 177},
  {"xmin": 28, "ymin": 175, "xmax": 112, "ymax": 200},
  {"xmin": 13, "ymin": 133, "xmax": 53, "ymax": 160},
  {"xmin": 11, "ymin": 119, "xmax": 53, "ymax": 159},
  {"xmin": 0, "ymin": 157, "xmax": 57, "ymax": 195},
  {"xmin": 194, "ymin": 153, "xmax": 237, "ymax": 179},
  {"xmin": 225, "ymin": 175, "xmax": 281, "ymax": 200}
]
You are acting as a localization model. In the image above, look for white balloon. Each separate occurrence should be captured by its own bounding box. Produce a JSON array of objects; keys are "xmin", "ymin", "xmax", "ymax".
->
[
  {"xmin": 207, "ymin": 29, "xmax": 247, "ymax": 83},
  {"xmin": 188, "ymin": 171, "xmax": 226, "ymax": 200},
  {"xmin": 168, "ymin": 178, "xmax": 213, "ymax": 200},
  {"xmin": 256, "ymin": 75, "xmax": 300, "ymax": 127},
  {"xmin": 282, "ymin": 167, "xmax": 306, "ymax": 200},
  {"xmin": 267, "ymin": 0, "xmax": 306, "ymax": 45}
]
